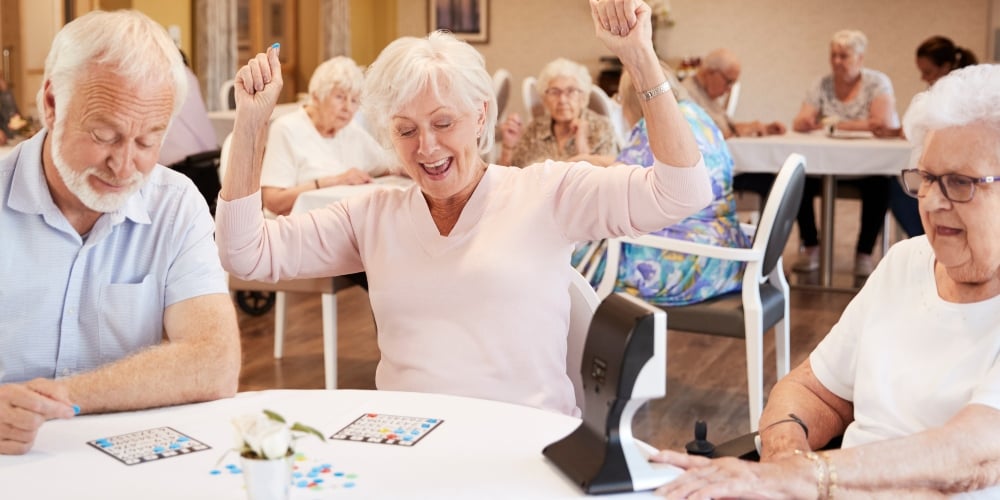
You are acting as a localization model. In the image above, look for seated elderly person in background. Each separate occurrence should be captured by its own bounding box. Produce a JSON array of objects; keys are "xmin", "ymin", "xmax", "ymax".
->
[
  {"xmin": 884, "ymin": 35, "xmax": 979, "ymax": 240},
  {"xmin": 498, "ymin": 57, "xmax": 619, "ymax": 167},
  {"xmin": 574, "ymin": 65, "xmax": 750, "ymax": 305},
  {"xmin": 791, "ymin": 29, "xmax": 899, "ymax": 277},
  {"xmin": 654, "ymin": 64, "xmax": 1000, "ymax": 499},
  {"xmin": 682, "ymin": 48, "xmax": 785, "ymax": 139},
  {"xmin": 261, "ymin": 56, "xmax": 395, "ymax": 216},
  {"xmin": 0, "ymin": 10, "xmax": 240, "ymax": 455},
  {"xmin": 217, "ymin": 0, "xmax": 711, "ymax": 417},
  {"xmin": 0, "ymin": 69, "xmax": 25, "ymax": 145}
]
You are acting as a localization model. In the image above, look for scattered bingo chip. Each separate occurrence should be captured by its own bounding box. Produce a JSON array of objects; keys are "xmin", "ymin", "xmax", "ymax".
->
[
  {"xmin": 330, "ymin": 413, "xmax": 443, "ymax": 446},
  {"xmin": 87, "ymin": 427, "xmax": 210, "ymax": 465}
]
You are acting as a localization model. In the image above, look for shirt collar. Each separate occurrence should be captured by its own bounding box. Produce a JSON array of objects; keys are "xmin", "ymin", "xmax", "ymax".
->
[{"xmin": 8, "ymin": 129, "xmax": 152, "ymax": 227}]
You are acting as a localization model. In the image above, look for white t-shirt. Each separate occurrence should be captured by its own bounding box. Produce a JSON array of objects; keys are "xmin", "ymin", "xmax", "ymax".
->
[
  {"xmin": 260, "ymin": 108, "xmax": 396, "ymax": 188},
  {"xmin": 811, "ymin": 236, "xmax": 1000, "ymax": 498}
]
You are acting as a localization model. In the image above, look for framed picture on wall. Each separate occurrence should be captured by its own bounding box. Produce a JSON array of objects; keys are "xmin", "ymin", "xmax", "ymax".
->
[{"xmin": 428, "ymin": 0, "xmax": 489, "ymax": 43}]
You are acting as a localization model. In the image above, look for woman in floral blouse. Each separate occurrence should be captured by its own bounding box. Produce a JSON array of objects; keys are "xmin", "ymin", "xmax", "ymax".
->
[{"xmin": 573, "ymin": 68, "xmax": 749, "ymax": 306}]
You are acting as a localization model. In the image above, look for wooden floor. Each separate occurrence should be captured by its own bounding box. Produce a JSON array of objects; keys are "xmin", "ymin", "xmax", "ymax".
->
[{"xmin": 235, "ymin": 198, "xmax": 880, "ymax": 453}]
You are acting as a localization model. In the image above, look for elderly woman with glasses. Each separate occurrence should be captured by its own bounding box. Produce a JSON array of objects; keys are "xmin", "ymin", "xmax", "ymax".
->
[
  {"xmin": 498, "ymin": 58, "xmax": 619, "ymax": 167},
  {"xmin": 652, "ymin": 64, "xmax": 1000, "ymax": 499}
]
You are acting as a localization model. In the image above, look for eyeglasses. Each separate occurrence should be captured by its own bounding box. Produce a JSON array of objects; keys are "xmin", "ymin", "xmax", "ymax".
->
[
  {"xmin": 715, "ymin": 70, "xmax": 738, "ymax": 87},
  {"xmin": 899, "ymin": 168, "xmax": 1000, "ymax": 203},
  {"xmin": 544, "ymin": 87, "xmax": 584, "ymax": 100}
]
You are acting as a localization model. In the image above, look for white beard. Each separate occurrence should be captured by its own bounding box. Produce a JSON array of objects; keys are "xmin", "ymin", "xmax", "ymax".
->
[{"xmin": 50, "ymin": 124, "xmax": 146, "ymax": 213}]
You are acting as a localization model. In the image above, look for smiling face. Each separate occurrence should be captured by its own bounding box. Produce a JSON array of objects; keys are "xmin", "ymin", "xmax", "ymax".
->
[
  {"xmin": 43, "ymin": 68, "xmax": 173, "ymax": 215},
  {"xmin": 542, "ymin": 76, "xmax": 587, "ymax": 124},
  {"xmin": 310, "ymin": 87, "xmax": 360, "ymax": 137},
  {"xmin": 389, "ymin": 83, "xmax": 487, "ymax": 204},
  {"xmin": 830, "ymin": 43, "xmax": 863, "ymax": 81},
  {"xmin": 918, "ymin": 124, "xmax": 1000, "ymax": 287}
]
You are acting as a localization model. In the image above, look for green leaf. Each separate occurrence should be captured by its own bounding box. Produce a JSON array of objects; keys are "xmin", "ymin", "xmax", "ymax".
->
[
  {"xmin": 290, "ymin": 422, "xmax": 326, "ymax": 442},
  {"xmin": 262, "ymin": 409, "xmax": 286, "ymax": 423}
]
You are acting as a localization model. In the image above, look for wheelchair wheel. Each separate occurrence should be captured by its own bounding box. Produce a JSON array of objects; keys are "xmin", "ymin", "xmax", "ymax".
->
[{"xmin": 235, "ymin": 290, "xmax": 276, "ymax": 316}]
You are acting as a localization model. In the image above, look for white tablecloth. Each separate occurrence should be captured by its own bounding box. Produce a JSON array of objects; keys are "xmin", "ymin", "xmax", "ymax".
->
[
  {"xmin": 0, "ymin": 389, "xmax": 659, "ymax": 499},
  {"xmin": 208, "ymin": 102, "xmax": 302, "ymax": 145},
  {"xmin": 291, "ymin": 175, "xmax": 415, "ymax": 214},
  {"xmin": 727, "ymin": 131, "xmax": 912, "ymax": 176}
]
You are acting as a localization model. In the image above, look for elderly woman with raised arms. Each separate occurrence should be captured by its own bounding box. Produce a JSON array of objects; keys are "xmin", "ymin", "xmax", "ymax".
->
[
  {"xmin": 215, "ymin": 0, "xmax": 711, "ymax": 417},
  {"xmin": 654, "ymin": 64, "xmax": 1000, "ymax": 499}
]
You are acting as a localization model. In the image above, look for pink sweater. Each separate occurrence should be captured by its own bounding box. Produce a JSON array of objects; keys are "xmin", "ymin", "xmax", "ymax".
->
[{"xmin": 216, "ymin": 159, "xmax": 711, "ymax": 415}]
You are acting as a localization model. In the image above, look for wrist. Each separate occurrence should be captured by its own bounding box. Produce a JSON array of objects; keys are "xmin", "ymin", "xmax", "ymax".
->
[{"xmin": 313, "ymin": 179, "xmax": 321, "ymax": 190}]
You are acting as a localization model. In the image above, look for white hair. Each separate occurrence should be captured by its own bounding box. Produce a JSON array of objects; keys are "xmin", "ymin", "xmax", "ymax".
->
[
  {"xmin": 36, "ymin": 10, "xmax": 187, "ymax": 122},
  {"xmin": 537, "ymin": 58, "xmax": 592, "ymax": 97},
  {"xmin": 831, "ymin": 29, "xmax": 868, "ymax": 55},
  {"xmin": 362, "ymin": 30, "xmax": 497, "ymax": 156},
  {"xmin": 308, "ymin": 56, "xmax": 364, "ymax": 106},
  {"xmin": 903, "ymin": 64, "xmax": 1000, "ymax": 167}
]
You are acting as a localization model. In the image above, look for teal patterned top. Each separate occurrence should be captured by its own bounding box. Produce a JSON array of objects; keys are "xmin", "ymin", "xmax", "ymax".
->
[{"xmin": 572, "ymin": 100, "xmax": 750, "ymax": 306}]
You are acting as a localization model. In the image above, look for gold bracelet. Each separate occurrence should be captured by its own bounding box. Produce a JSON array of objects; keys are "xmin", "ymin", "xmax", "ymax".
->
[
  {"xmin": 821, "ymin": 451, "xmax": 837, "ymax": 499},
  {"xmin": 794, "ymin": 449, "xmax": 827, "ymax": 499},
  {"xmin": 636, "ymin": 80, "xmax": 672, "ymax": 102}
]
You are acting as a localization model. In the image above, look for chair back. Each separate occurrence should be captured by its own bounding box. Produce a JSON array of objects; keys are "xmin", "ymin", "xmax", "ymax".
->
[
  {"xmin": 587, "ymin": 84, "xmax": 613, "ymax": 117},
  {"xmin": 725, "ymin": 81, "xmax": 741, "ymax": 119},
  {"xmin": 170, "ymin": 149, "xmax": 222, "ymax": 215},
  {"xmin": 493, "ymin": 69, "xmax": 512, "ymax": 122},
  {"xmin": 752, "ymin": 153, "xmax": 806, "ymax": 277},
  {"xmin": 567, "ymin": 269, "xmax": 600, "ymax": 413},
  {"xmin": 522, "ymin": 76, "xmax": 544, "ymax": 119}
]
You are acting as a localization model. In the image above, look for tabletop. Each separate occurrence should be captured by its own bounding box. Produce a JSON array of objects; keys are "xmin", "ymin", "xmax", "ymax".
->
[
  {"xmin": 727, "ymin": 130, "xmax": 913, "ymax": 176},
  {"xmin": 291, "ymin": 175, "xmax": 415, "ymax": 214},
  {"xmin": 0, "ymin": 389, "xmax": 663, "ymax": 499},
  {"xmin": 208, "ymin": 102, "xmax": 302, "ymax": 144}
]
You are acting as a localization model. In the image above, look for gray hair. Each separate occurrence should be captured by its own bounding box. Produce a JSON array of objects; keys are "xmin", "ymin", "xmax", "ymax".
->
[
  {"xmin": 702, "ymin": 48, "xmax": 739, "ymax": 73},
  {"xmin": 537, "ymin": 58, "xmax": 592, "ymax": 97},
  {"xmin": 308, "ymin": 56, "xmax": 364, "ymax": 106},
  {"xmin": 362, "ymin": 30, "xmax": 496, "ymax": 156},
  {"xmin": 36, "ymin": 10, "xmax": 187, "ymax": 123},
  {"xmin": 831, "ymin": 29, "xmax": 868, "ymax": 55},
  {"xmin": 903, "ymin": 64, "xmax": 1000, "ymax": 167}
]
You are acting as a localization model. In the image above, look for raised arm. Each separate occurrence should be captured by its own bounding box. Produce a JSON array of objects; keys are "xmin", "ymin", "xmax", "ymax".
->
[
  {"xmin": 589, "ymin": 0, "xmax": 699, "ymax": 168},
  {"xmin": 220, "ymin": 45, "xmax": 284, "ymax": 202}
]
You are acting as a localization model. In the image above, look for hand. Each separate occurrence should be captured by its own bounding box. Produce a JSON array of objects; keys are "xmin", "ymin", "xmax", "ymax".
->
[
  {"xmin": 0, "ymin": 379, "xmax": 76, "ymax": 455},
  {"xmin": 766, "ymin": 121, "xmax": 787, "ymax": 135},
  {"xmin": 500, "ymin": 112, "xmax": 523, "ymax": 148},
  {"xmin": 650, "ymin": 449, "xmax": 815, "ymax": 499},
  {"xmin": 332, "ymin": 168, "xmax": 374, "ymax": 186},
  {"xmin": 234, "ymin": 44, "xmax": 284, "ymax": 131},
  {"xmin": 589, "ymin": 0, "xmax": 652, "ymax": 66},
  {"xmin": 793, "ymin": 115, "xmax": 820, "ymax": 133}
]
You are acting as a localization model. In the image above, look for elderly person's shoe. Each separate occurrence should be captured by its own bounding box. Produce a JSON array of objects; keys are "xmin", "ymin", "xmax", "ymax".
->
[{"xmin": 792, "ymin": 246, "xmax": 820, "ymax": 272}]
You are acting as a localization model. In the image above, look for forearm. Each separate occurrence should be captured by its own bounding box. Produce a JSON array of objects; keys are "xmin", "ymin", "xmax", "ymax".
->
[
  {"xmin": 221, "ymin": 115, "xmax": 268, "ymax": 201},
  {"xmin": 829, "ymin": 405, "xmax": 1000, "ymax": 495},
  {"xmin": 61, "ymin": 295, "xmax": 240, "ymax": 414},
  {"xmin": 621, "ymin": 50, "xmax": 699, "ymax": 167},
  {"xmin": 262, "ymin": 185, "xmax": 312, "ymax": 216}
]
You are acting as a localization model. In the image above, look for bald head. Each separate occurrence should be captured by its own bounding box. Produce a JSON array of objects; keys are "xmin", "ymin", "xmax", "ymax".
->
[{"xmin": 696, "ymin": 48, "xmax": 741, "ymax": 99}]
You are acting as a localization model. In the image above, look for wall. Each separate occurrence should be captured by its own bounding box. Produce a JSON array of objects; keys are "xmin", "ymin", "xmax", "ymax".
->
[
  {"xmin": 132, "ymin": 0, "xmax": 193, "ymax": 62},
  {"xmin": 396, "ymin": 0, "xmax": 990, "ymax": 126}
]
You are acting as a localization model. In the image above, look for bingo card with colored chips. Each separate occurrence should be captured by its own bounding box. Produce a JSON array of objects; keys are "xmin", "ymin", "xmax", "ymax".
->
[
  {"xmin": 87, "ymin": 426, "xmax": 211, "ymax": 465},
  {"xmin": 330, "ymin": 413, "xmax": 443, "ymax": 446}
]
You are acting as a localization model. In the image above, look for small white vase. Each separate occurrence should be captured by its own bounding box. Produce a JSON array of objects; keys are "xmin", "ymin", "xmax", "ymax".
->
[{"xmin": 240, "ymin": 454, "xmax": 294, "ymax": 500}]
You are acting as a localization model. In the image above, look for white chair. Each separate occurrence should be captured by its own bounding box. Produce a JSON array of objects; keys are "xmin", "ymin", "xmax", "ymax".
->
[
  {"xmin": 588, "ymin": 84, "xmax": 627, "ymax": 148},
  {"xmin": 522, "ymin": 76, "xmax": 543, "ymax": 119},
  {"xmin": 594, "ymin": 153, "xmax": 807, "ymax": 431},
  {"xmin": 493, "ymin": 69, "xmax": 512, "ymax": 123},
  {"xmin": 725, "ymin": 81, "xmax": 741, "ymax": 119},
  {"xmin": 567, "ymin": 269, "xmax": 601, "ymax": 412},
  {"xmin": 219, "ymin": 79, "xmax": 236, "ymax": 110}
]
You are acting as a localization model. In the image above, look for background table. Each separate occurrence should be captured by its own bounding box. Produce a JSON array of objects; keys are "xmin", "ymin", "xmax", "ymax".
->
[
  {"xmin": 291, "ymin": 175, "xmax": 414, "ymax": 213},
  {"xmin": 727, "ymin": 131, "xmax": 912, "ymax": 288},
  {"xmin": 208, "ymin": 102, "xmax": 302, "ymax": 145},
  {"xmin": 0, "ymin": 390, "xmax": 663, "ymax": 499}
]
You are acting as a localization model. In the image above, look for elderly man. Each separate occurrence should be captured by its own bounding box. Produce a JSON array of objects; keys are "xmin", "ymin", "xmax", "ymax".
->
[
  {"xmin": 682, "ymin": 48, "xmax": 785, "ymax": 138},
  {"xmin": 0, "ymin": 10, "xmax": 241, "ymax": 455}
]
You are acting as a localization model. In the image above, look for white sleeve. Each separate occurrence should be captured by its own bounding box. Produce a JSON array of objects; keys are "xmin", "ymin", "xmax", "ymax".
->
[{"xmin": 260, "ymin": 118, "xmax": 298, "ymax": 189}]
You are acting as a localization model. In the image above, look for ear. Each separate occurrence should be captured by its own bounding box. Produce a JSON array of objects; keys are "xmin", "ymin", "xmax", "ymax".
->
[
  {"xmin": 42, "ymin": 80, "xmax": 57, "ymax": 131},
  {"xmin": 477, "ymin": 100, "xmax": 488, "ymax": 135}
]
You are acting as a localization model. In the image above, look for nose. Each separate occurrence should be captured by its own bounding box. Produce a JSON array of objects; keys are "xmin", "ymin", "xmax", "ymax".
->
[
  {"xmin": 417, "ymin": 128, "xmax": 438, "ymax": 157},
  {"xmin": 919, "ymin": 177, "xmax": 952, "ymax": 211},
  {"xmin": 107, "ymin": 141, "xmax": 138, "ymax": 179}
]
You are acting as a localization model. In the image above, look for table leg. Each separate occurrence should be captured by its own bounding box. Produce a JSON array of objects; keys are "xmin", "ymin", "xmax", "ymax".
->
[{"xmin": 820, "ymin": 175, "xmax": 836, "ymax": 287}]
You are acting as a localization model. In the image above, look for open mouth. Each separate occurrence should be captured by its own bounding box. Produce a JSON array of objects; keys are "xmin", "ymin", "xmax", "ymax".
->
[{"xmin": 420, "ymin": 157, "xmax": 452, "ymax": 179}]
